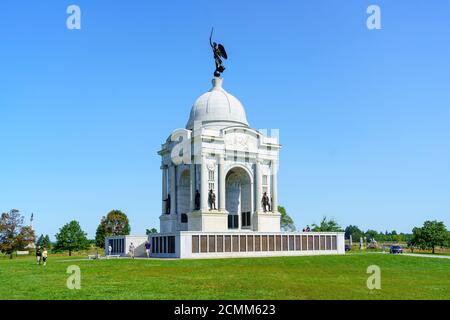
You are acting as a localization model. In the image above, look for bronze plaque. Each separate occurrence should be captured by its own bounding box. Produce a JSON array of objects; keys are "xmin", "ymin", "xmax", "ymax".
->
[
  {"xmin": 232, "ymin": 235, "xmax": 239, "ymax": 252},
  {"xmin": 255, "ymin": 235, "xmax": 261, "ymax": 251},
  {"xmin": 289, "ymin": 235, "xmax": 295, "ymax": 251},
  {"xmin": 209, "ymin": 235, "xmax": 216, "ymax": 252},
  {"xmin": 314, "ymin": 236, "xmax": 320, "ymax": 251},
  {"xmin": 192, "ymin": 236, "xmax": 199, "ymax": 253},
  {"xmin": 217, "ymin": 235, "xmax": 224, "ymax": 252},
  {"xmin": 302, "ymin": 235, "xmax": 308, "ymax": 251},
  {"xmin": 262, "ymin": 235, "xmax": 268, "ymax": 251},
  {"xmin": 320, "ymin": 236, "xmax": 326, "ymax": 250},
  {"xmin": 240, "ymin": 236, "xmax": 246, "ymax": 252},
  {"xmin": 295, "ymin": 235, "xmax": 301, "ymax": 251},
  {"xmin": 326, "ymin": 235, "xmax": 331, "ymax": 250},
  {"xmin": 247, "ymin": 235, "xmax": 254, "ymax": 252},
  {"xmin": 276, "ymin": 235, "xmax": 281, "ymax": 251},
  {"xmin": 269, "ymin": 235, "xmax": 275, "ymax": 251},
  {"xmin": 308, "ymin": 235, "xmax": 314, "ymax": 250},
  {"xmin": 201, "ymin": 235, "xmax": 208, "ymax": 253},
  {"xmin": 225, "ymin": 235, "xmax": 231, "ymax": 252},
  {"xmin": 282, "ymin": 236, "xmax": 288, "ymax": 251}
]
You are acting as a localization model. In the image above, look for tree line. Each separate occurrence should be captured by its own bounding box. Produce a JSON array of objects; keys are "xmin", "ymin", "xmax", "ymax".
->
[
  {"xmin": 0, "ymin": 209, "xmax": 134, "ymax": 257},
  {"xmin": 281, "ymin": 209, "xmax": 450, "ymax": 253},
  {"xmin": 344, "ymin": 220, "xmax": 449, "ymax": 253},
  {"xmin": 2, "ymin": 207, "xmax": 449, "ymax": 257}
]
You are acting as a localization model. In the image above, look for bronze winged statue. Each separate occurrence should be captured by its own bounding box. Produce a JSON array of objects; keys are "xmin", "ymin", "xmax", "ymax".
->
[{"xmin": 210, "ymin": 28, "xmax": 228, "ymax": 77}]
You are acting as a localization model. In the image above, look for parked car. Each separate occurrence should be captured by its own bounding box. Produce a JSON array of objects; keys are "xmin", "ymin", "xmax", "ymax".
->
[
  {"xmin": 345, "ymin": 245, "xmax": 351, "ymax": 252},
  {"xmin": 390, "ymin": 245, "xmax": 403, "ymax": 254}
]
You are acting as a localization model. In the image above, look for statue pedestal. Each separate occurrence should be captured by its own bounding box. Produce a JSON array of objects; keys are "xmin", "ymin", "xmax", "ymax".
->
[
  {"xmin": 253, "ymin": 211, "xmax": 281, "ymax": 232},
  {"xmin": 159, "ymin": 214, "xmax": 178, "ymax": 233},
  {"xmin": 187, "ymin": 210, "xmax": 229, "ymax": 232}
]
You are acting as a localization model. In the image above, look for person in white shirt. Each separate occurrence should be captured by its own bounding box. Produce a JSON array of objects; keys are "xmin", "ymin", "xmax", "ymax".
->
[
  {"xmin": 129, "ymin": 243, "xmax": 135, "ymax": 259},
  {"xmin": 42, "ymin": 248, "xmax": 48, "ymax": 266},
  {"xmin": 108, "ymin": 245, "xmax": 112, "ymax": 256}
]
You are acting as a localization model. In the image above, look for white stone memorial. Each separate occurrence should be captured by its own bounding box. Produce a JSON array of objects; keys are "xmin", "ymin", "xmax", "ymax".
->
[{"xmin": 106, "ymin": 77, "xmax": 345, "ymax": 258}]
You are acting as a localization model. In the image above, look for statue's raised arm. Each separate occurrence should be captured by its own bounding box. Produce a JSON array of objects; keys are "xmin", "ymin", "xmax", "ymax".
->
[{"xmin": 210, "ymin": 28, "xmax": 214, "ymax": 48}]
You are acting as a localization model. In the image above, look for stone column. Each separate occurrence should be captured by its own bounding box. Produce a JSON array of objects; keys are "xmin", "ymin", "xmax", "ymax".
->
[
  {"xmin": 255, "ymin": 160, "xmax": 262, "ymax": 212},
  {"xmin": 190, "ymin": 163, "xmax": 195, "ymax": 211},
  {"xmin": 169, "ymin": 165, "xmax": 176, "ymax": 215},
  {"xmin": 200, "ymin": 154, "xmax": 208, "ymax": 211},
  {"xmin": 271, "ymin": 159, "xmax": 278, "ymax": 213},
  {"xmin": 219, "ymin": 154, "xmax": 226, "ymax": 211},
  {"xmin": 161, "ymin": 165, "xmax": 168, "ymax": 214}
]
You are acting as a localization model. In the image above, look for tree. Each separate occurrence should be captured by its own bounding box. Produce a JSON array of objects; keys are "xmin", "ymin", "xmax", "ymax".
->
[
  {"xmin": 146, "ymin": 228, "xmax": 158, "ymax": 235},
  {"xmin": 54, "ymin": 220, "xmax": 89, "ymax": 256},
  {"xmin": 412, "ymin": 220, "xmax": 448, "ymax": 254},
  {"xmin": 344, "ymin": 225, "xmax": 364, "ymax": 242},
  {"xmin": 312, "ymin": 217, "xmax": 343, "ymax": 232},
  {"xmin": 0, "ymin": 209, "xmax": 35, "ymax": 258},
  {"xmin": 364, "ymin": 229, "xmax": 379, "ymax": 242},
  {"xmin": 95, "ymin": 210, "xmax": 130, "ymax": 248},
  {"xmin": 407, "ymin": 228, "xmax": 422, "ymax": 253},
  {"xmin": 95, "ymin": 220, "xmax": 108, "ymax": 248},
  {"xmin": 36, "ymin": 234, "xmax": 52, "ymax": 249},
  {"xmin": 278, "ymin": 206, "xmax": 296, "ymax": 231},
  {"xmin": 16, "ymin": 226, "xmax": 35, "ymax": 250}
]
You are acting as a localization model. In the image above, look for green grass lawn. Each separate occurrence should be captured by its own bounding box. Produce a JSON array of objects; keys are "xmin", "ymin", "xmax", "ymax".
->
[{"xmin": 1, "ymin": 253, "xmax": 449, "ymax": 300}]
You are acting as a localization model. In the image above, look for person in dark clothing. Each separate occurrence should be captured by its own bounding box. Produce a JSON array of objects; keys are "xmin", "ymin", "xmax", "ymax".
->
[
  {"xmin": 36, "ymin": 246, "xmax": 42, "ymax": 265},
  {"xmin": 145, "ymin": 241, "xmax": 151, "ymax": 258}
]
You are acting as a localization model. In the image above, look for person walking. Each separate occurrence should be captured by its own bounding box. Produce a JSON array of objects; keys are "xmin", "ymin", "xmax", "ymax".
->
[
  {"xmin": 129, "ymin": 243, "xmax": 135, "ymax": 259},
  {"xmin": 42, "ymin": 247, "xmax": 48, "ymax": 266},
  {"xmin": 36, "ymin": 246, "xmax": 42, "ymax": 265},
  {"xmin": 108, "ymin": 244, "xmax": 112, "ymax": 256},
  {"xmin": 145, "ymin": 241, "xmax": 151, "ymax": 258}
]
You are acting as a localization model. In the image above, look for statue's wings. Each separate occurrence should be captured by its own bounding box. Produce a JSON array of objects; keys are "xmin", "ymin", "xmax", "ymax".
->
[{"xmin": 218, "ymin": 44, "xmax": 228, "ymax": 59}]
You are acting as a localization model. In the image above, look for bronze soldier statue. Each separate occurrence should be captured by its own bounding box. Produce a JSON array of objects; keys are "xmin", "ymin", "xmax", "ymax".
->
[
  {"xmin": 262, "ymin": 192, "xmax": 270, "ymax": 212},
  {"xmin": 208, "ymin": 189, "xmax": 217, "ymax": 210},
  {"xmin": 195, "ymin": 190, "xmax": 201, "ymax": 210},
  {"xmin": 164, "ymin": 194, "xmax": 171, "ymax": 214}
]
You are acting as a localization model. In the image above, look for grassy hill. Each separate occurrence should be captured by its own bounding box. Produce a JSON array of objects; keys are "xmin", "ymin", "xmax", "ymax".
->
[{"xmin": 0, "ymin": 253, "xmax": 449, "ymax": 300}]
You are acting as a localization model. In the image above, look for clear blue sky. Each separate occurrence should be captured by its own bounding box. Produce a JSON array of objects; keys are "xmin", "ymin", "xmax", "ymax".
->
[{"xmin": 1, "ymin": 0, "xmax": 449, "ymax": 239}]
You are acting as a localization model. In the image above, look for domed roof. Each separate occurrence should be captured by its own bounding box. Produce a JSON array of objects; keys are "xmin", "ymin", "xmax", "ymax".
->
[{"xmin": 186, "ymin": 78, "xmax": 249, "ymax": 130}]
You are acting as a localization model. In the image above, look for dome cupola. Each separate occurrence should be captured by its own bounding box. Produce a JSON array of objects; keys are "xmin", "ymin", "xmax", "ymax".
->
[{"xmin": 186, "ymin": 78, "xmax": 249, "ymax": 130}]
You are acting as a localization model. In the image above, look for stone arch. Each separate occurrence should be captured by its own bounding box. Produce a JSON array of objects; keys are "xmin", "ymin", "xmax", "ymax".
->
[
  {"xmin": 225, "ymin": 163, "xmax": 254, "ymax": 185},
  {"xmin": 226, "ymin": 166, "xmax": 253, "ymax": 229}
]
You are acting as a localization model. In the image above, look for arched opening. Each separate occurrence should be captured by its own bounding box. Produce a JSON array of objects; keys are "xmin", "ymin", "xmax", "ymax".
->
[{"xmin": 226, "ymin": 167, "xmax": 252, "ymax": 230}]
